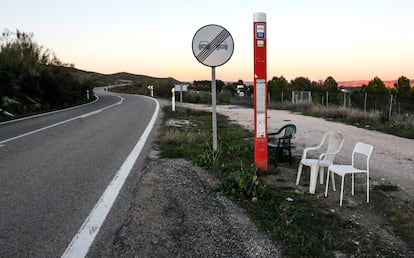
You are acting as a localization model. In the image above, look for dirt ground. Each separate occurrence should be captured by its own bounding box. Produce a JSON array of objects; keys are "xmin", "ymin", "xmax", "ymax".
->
[
  {"xmin": 103, "ymin": 103, "xmax": 413, "ymax": 257},
  {"xmin": 107, "ymin": 154, "xmax": 281, "ymax": 257}
]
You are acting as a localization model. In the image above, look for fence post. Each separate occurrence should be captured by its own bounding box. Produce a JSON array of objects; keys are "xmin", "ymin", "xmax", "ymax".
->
[
  {"xmin": 364, "ymin": 92, "xmax": 367, "ymax": 114},
  {"xmin": 389, "ymin": 94, "xmax": 393, "ymax": 119}
]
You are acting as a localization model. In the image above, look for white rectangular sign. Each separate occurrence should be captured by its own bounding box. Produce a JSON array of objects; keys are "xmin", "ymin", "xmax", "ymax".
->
[
  {"xmin": 256, "ymin": 79, "xmax": 266, "ymax": 138},
  {"xmin": 174, "ymin": 84, "xmax": 188, "ymax": 92}
]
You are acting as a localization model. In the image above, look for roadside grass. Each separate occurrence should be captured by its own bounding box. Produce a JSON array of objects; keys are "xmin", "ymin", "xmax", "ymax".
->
[
  {"xmin": 372, "ymin": 184, "xmax": 414, "ymax": 247},
  {"xmin": 156, "ymin": 105, "xmax": 413, "ymax": 257}
]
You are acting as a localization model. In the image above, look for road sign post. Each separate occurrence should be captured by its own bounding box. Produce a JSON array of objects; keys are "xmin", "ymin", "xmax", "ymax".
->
[
  {"xmin": 174, "ymin": 84, "xmax": 188, "ymax": 103},
  {"xmin": 254, "ymin": 12, "xmax": 268, "ymax": 170},
  {"xmin": 148, "ymin": 85, "xmax": 154, "ymax": 97},
  {"xmin": 172, "ymin": 88, "xmax": 176, "ymax": 111},
  {"xmin": 192, "ymin": 24, "xmax": 234, "ymax": 151}
]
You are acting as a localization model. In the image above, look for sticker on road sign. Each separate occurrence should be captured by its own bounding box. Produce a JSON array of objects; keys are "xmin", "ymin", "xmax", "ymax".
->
[
  {"xmin": 256, "ymin": 79, "xmax": 266, "ymax": 138},
  {"xmin": 256, "ymin": 24, "xmax": 265, "ymax": 39},
  {"xmin": 256, "ymin": 113, "xmax": 266, "ymax": 138}
]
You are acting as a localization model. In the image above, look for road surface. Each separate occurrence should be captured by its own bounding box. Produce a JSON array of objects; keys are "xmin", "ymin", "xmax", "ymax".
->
[{"xmin": 0, "ymin": 88, "xmax": 159, "ymax": 257}]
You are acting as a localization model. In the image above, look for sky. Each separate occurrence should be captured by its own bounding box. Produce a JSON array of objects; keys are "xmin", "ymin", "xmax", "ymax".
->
[{"xmin": 1, "ymin": 0, "xmax": 413, "ymax": 83}]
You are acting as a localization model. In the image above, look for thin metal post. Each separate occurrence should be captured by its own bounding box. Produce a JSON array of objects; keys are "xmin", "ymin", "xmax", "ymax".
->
[
  {"xmin": 211, "ymin": 67, "xmax": 217, "ymax": 151},
  {"xmin": 180, "ymin": 85, "xmax": 183, "ymax": 103},
  {"xmin": 364, "ymin": 91, "xmax": 367, "ymax": 114},
  {"xmin": 343, "ymin": 92, "xmax": 346, "ymax": 107}
]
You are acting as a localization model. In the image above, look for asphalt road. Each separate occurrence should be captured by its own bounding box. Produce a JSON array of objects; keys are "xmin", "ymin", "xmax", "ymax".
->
[{"xmin": 0, "ymin": 88, "xmax": 159, "ymax": 257}]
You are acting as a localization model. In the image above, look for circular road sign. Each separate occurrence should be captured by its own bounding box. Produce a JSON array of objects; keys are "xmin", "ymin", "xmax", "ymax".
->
[{"xmin": 192, "ymin": 24, "xmax": 234, "ymax": 67}]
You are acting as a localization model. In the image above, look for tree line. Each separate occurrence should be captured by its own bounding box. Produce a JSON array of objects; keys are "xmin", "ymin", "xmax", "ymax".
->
[
  {"xmin": 0, "ymin": 29, "xmax": 92, "ymax": 117},
  {"xmin": 268, "ymin": 75, "xmax": 414, "ymax": 114},
  {"xmin": 190, "ymin": 75, "xmax": 413, "ymax": 115}
]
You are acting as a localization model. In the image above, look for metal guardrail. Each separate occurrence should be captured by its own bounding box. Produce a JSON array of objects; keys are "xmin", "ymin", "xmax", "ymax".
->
[{"xmin": 0, "ymin": 108, "xmax": 15, "ymax": 118}]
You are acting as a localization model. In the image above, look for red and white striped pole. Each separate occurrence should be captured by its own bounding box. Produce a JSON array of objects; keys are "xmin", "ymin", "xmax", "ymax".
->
[{"xmin": 253, "ymin": 12, "xmax": 268, "ymax": 170}]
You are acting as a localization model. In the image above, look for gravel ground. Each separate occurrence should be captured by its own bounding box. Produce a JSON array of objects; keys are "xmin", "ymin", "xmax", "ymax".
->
[{"xmin": 107, "ymin": 150, "xmax": 281, "ymax": 257}]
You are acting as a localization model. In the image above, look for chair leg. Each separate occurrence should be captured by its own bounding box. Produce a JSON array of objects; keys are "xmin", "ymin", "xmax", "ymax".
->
[
  {"xmin": 351, "ymin": 173, "xmax": 355, "ymax": 195},
  {"xmin": 277, "ymin": 148, "xmax": 283, "ymax": 162},
  {"xmin": 319, "ymin": 167, "xmax": 324, "ymax": 184},
  {"xmin": 340, "ymin": 175, "xmax": 345, "ymax": 206},
  {"xmin": 309, "ymin": 165, "xmax": 318, "ymax": 194},
  {"xmin": 331, "ymin": 171, "xmax": 336, "ymax": 192},
  {"xmin": 367, "ymin": 173, "xmax": 370, "ymax": 203},
  {"xmin": 288, "ymin": 148, "xmax": 292, "ymax": 165},
  {"xmin": 325, "ymin": 169, "xmax": 330, "ymax": 197},
  {"xmin": 274, "ymin": 149, "xmax": 278, "ymax": 167},
  {"xmin": 296, "ymin": 163, "xmax": 303, "ymax": 185}
]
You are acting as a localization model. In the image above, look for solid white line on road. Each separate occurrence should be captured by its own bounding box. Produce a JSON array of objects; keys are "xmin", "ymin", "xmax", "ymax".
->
[
  {"xmin": 0, "ymin": 96, "xmax": 124, "ymax": 145},
  {"xmin": 61, "ymin": 97, "xmax": 160, "ymax": 258},
  {"xmin": 0, "ymin": 95, "xmax": 100, "ymax": 126},
  {"xmin": 80, "ymin": 109, "xmax": 102, "ymax": 118}
]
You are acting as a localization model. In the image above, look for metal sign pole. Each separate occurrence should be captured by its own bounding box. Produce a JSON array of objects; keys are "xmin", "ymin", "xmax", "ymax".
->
[
  {"xmin": 180, "ymin": 85, "xmax": 183, "ymax": 103},
  {"xmin": 172, "ymin": 88, "xmax": 176, "ymax": 111},
  {"xmin": 192, "ymin": 24, "xmax": 234, "ymax": 154},
  {"xmin": 212, "ymin": 67, "xmax": 217, "ymax": 151}
]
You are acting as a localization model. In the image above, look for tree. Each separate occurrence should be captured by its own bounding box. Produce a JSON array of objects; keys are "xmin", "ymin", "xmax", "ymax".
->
[
  {"xmin": 394, "ymin": 76, "xmax": 412, "ymax": 113},
  {"xmin": 268, "ymin": 76, "xmax": 288, "ymax": 91},
  {"xmin": 323, "ymin": 76, "xmax": 340, "ymax": 105},
  {"xmin": 290, "ymin": 77, "xmax": 311, "ymax": 91},
  {"xmin": 394, "ymin": 76, "xmax": 411, "ymax": 98},
  {"xmin": 0, "ymin": 29, "xmax": 90, "ymax": 115},
  {"xmin": 324, "ymin": 76, "xmax": 338, "ymax": 91},
  {"xmin": 366, "ymin": 76, "xmax": 389, "ymax": 111},
  {"xmin": 268, "ymin": 76, "xmax": 289, "ymax": 102}
]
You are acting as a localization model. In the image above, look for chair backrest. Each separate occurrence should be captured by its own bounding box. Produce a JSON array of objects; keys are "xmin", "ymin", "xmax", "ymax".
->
[
  {"xmin": 281, "ymin": 124, "xmax": 296, "ymax": 138},
  {"xmin": 351, "ymin": 142, "xmax": 374, "ymax": 172},
  {"xmin": 323, "ymin": 132, "xmax": 345, "ymax": 162},
  {"xmin": 279, "ymin": 124, "xmax": 296, "ymax": 145}
]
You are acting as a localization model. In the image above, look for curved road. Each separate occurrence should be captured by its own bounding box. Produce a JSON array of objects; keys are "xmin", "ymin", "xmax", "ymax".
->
[{"xmin": 0, "ymin": 88, "xmax": 159, "ymax": 257}]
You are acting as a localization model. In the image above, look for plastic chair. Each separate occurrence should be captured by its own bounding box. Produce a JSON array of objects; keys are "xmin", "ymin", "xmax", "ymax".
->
[
  {"xmin": 267, "ymin": 124, "xmax": 296, "ymax": 166},
  {"xmin": 325, "ymin": 142, "xmax": 373, "ymax": 206},
  {"xmin": 296, "ymin": 132, "xmax": 344, "ymax": 194}
]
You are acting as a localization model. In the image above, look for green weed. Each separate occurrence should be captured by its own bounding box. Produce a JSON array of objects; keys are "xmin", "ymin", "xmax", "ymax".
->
[{"xmin": 215, "ymin": 165, "xmax": 267, "ymax": 200}]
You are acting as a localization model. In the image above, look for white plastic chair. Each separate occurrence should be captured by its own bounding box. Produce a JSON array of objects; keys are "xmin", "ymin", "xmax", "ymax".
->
[
  {"xmin": 296, "ymin": 132, "xmax": 344, "ymax": 194},
  {"xmin": 325, "ymin": 142, "xmax": 373, "ymax": 206}
]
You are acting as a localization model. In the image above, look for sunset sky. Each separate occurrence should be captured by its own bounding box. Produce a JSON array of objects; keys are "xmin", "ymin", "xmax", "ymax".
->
[{"xmin": 2, "ymin": 0, "xmax": 413, "ymax": 83}]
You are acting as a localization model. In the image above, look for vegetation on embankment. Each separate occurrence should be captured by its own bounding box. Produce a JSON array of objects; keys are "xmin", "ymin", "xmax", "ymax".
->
[{"xmin": 0, "ymin": 30, "xmax": 95, "ymax": 119}]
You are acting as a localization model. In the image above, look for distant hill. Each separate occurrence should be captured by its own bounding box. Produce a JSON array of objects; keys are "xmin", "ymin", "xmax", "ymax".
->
[
  {"xmin": 338, "ymin": 80, "xmax": 414, "ymax": 88},
  {"xmin": 107, "ymin": 72, "xmax": 181, "ymax": 85},
  {"xmin": 67, "ymin": 69, "xmax": 182, "ymax": 86}
]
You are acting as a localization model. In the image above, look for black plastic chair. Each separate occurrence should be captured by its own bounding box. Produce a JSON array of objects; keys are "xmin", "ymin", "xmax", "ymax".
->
[{"xmin": 267, "ymin": 124, "xmax": 296, "ymax": 166}]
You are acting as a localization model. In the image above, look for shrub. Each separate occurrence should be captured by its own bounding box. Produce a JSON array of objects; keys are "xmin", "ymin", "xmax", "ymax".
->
[{"xmin": 215, "ymin": 165, "xmax": 267, "ymax": 200}]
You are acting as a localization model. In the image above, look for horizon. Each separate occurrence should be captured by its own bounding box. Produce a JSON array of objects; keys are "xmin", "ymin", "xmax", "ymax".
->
[
  {"xmin": 101, "ymin": 70, "xmax": 414, "ymax": 87},
  {"xmin": 2, "ymin": 1, "xmax": 414, "ymax": 83}
]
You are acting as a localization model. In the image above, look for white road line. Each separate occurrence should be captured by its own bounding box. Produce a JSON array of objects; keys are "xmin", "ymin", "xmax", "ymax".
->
[
  {"xmin": 62, "ymin": 97, "xmax": 160, "ymax": 258},
  {"xmin": 0, "ymin": 95, "xmax": 100, "ymax": 126},
  {"xmin": 0, "ymin": 96, "xmax": 124, "ymax": 145}
]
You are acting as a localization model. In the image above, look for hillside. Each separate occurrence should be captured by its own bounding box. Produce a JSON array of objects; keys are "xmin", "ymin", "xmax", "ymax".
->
[
  {"xmin": 338, "ymin": 79, "xmax": 414, "ymax": 88},
  {"xmin": 68, "ymin": 69, "xmax": 182, "ymax": 86}
]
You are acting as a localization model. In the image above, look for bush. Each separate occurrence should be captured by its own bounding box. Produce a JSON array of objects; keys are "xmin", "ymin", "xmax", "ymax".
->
[{"xmin": 215, "ymin": 165, "xmax": 267, "ymax": 200}]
